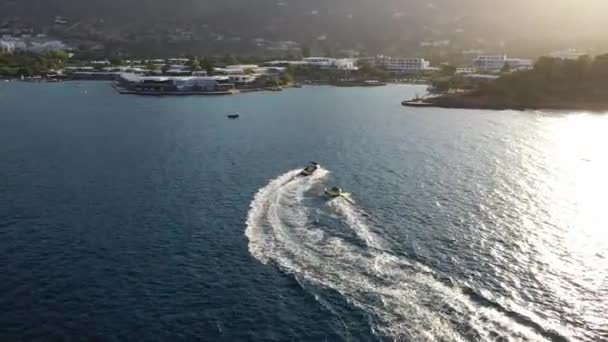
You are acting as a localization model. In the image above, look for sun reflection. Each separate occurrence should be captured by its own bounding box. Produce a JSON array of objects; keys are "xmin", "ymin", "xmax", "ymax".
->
[
  {"xmin": 543, "ymin": 114, "xmax": 608, "ymax": 256},
  {"xmin": 530, "ymin": 112, "xmax": 608, "ymax": 336}
]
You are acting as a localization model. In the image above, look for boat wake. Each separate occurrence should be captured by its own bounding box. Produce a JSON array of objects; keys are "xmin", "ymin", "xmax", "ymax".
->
[{"xmin": 245, "ymin": 168, "xmax": 560, "ymax": 341}]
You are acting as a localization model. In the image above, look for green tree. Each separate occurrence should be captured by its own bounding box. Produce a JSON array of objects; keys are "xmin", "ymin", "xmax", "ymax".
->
[
  {"xmin": 187, "ymin": 57, "xmax": 201, "ymax": 71},
  {"xmin": 110, "ymin": 57, "xmax": 123, "ymax": 66},
  {"xmin": 200, "ymin": 57, "xmax": 214, "ymax": 75},
  {"xmin": 591, "ymin": 53, "xmax": 608, "ymax": 80},
  {"xmin": 221, "ymin": 54, "xmax": 238, "ymax": 66},
  {"xmin": 440, "ymin": 64, "xmax": 457, "ymax": 77},
  {"xmin": 534, "ymin": 57, "xmax": 561, "ymax": 79},
  {"xmin": 301, "ymin": 46, "xmax": 311, "ymax": 58},
  {"xmin": 279, "ymin": 73, "xmax": 293, "ymax": 85},
  {"xmin": 145, "ymin": 62, "xmax": 158, "ymax": 72},
  {"xmin": 355, "ymin": 60, "xmax": 390, "ymax": 81}
]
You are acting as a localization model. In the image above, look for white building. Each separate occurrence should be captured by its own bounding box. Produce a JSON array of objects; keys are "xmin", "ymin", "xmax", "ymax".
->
[
  {"xmin": 363, "ymin": 56, "xmax": 431, "ymax": 73},
  {"xmin": 119, "ymin": 74, "xmax": 232, "ymax": 92},
  {"xmin": 473, "ymin": 55, "xmax": 533, "ymax": 71},
  {"xmin": 263, "ymin": 58, "xmax": 356, "ymax": 70},
  {"xmin": 28, "ymin": 40, "xmax": 67, "ymax": 53},
  {"xmin": 334, "ymin": 58, "xmax": 357, "ymax": 70},
  {"xmin": 0, "ymin": 40, "xmax": 16, "ymax": 53},
  {"xmin": 302, "ymin": 57, "xmax": 336, "ymax": 68},
  {"xmin": 456, "ymin": 67, "xmax": 477, "ymax": 74},
  {"xmin": 90, "ymin": 60, "xmax": 111, "ymax": 66},
  {"xmin": 0, "ymin": 36, "xmax": 67, "ymax": 53},
  {"xmin": 549, "ymin": 49, "xmax": 586, "ymax": 60},
  {"xmin": 167, "ymin": 58, "xmax": 190, "ymax": 65},
  {"xmin": 472, "ymin": 55, "xmax": 507, "ymax": 71},
  {"xmin": 227, "ymin": 74, "xmax": 257, "ymax": 85},
  {"xmin": 505, "ymin": 58, "xmax": 533, "ymax": 70},
  {"xmin": 264, "ymin": 60, "xmax": 309, "ymax": 67}
]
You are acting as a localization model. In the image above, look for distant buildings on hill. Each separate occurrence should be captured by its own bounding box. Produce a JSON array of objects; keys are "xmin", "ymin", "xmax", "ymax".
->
[
  {"xmin": 264, "ymin": 57, "xmax": 358, "ymax": 70},
  {"xmin": 0, "ymin": 35, "xmax": 68, "ymax": 53},
  {"xmin": 472, "ymin": 55, "xmax": 533, "ymax": 72},
  {"xmin": 548, "ymin": 49, "xmax": 587, "ymax": 60}
]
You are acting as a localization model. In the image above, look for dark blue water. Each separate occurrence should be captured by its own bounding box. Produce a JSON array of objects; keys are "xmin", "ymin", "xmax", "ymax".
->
[{"xmin": 1, "ymin": 82, "xmax": 606, "ymax": 341}]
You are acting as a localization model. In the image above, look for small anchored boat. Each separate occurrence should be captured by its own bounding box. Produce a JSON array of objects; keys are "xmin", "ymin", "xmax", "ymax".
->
[{"xmin": 227, "ymin": 113, "xmax": 240, "ymax": 119}]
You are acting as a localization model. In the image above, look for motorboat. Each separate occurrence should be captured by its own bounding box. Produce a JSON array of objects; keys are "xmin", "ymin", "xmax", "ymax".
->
[
  {"xmin": 324, "ymin": 187, "xmax": 344, "ymax": 198},
  {"xmin": 300, "ymin": 162, "xmax": 319, "ymax": 176},
  {"xmin": 227, "ymin": 114, "xmax": 240, "ymax": 119}
]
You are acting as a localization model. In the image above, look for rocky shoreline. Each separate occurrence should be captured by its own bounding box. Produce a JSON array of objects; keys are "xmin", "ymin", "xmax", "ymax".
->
[{"xmin": 402, "ymin": 94, "xmax": 608, "ymax": 112}]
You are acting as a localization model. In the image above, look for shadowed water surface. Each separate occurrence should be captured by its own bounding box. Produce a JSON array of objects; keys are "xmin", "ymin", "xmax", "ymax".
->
[{"xmin": 0, "ymin": 82, "xmax": 606, "ymax": 341}]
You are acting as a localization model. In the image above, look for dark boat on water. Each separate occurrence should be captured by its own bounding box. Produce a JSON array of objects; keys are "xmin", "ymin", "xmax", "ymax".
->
[
  {"xmin": 300, "ymin": 162, "xmax": 319, "ymax": 176},
  {"xmin": 401, "ymin": 100, "xmax": 434, "ymax": 107},
  {"xmin": 227, "ymin": 114, "xmax": 240, "ymax": 119},
  {"xmin": 401, "ymin": 94, "xmax": 434, "ymax": 107},
  {"xmin": 324, "ymin": 187, "xmax": 344, "ymax": 198}
]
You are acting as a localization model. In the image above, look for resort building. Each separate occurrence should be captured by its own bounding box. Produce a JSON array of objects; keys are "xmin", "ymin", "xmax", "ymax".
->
[
  {"xmin": 334, "ymin": 58, "xmax": 357, "ymax": 70},
  {"xmin": 504, "ymin": 58, "xmax": 533, "ymax": 70},
  {"xmin": 118, "ymin": 74, "xmax": 233, "ymax": 92},
  {"xmin": 227, "ymin": 74, "xmax": 257, "ymax": 86},
  {"xmin": 473, "ymin": 55, "xmax": 533, "ymax": 71},
  {"xmin": 361, "ymin": 56, "xmax": 432, "ymax": 73},
  {"xmin": 456, "ymin": 67, "xmax": 477, "ymax": 74},
  {"xmin": 0, "ymin": 35, "xmax": 67, "ymax": 53},
  {"xmin": 302, "ymin": 57, "xmax": 336, "ymax": 68},
  {"xmin": 167, "ymin": 58, "xmax": 190, "ymax": 65},
  {"xmin": 472, "ymin": 55, "xmax": 508, "ymax": 71},
  {"xmin": 549, "ymin": 49, "xmax": 586, "ymax": 60},
  {"xmin": 264, "ymin": 57, "xmax": 358, "ymax": 70}
]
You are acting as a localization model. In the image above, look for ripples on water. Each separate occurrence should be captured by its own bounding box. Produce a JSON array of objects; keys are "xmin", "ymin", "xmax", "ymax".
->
[{"xmin": 0, "ymin": 83, "xmax": 607, "ymax": 341}]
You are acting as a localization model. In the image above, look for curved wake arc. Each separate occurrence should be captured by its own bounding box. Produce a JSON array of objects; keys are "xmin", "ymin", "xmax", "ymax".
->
[{"xmin": 245, "ymin": 168, "xmax": 561, "ymax": 341}]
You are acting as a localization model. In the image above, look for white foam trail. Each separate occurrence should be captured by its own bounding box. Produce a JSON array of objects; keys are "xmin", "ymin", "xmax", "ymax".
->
[
  {"xmin": 328, "ymin": 197, "xmax": 384, "ymax": 250},
  {"xmin": 246, "ymin": 169, "xmax": 551, "ymax": 341}
]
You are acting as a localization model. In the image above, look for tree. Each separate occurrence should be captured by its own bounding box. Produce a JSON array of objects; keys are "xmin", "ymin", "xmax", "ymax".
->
[
  {"xmin": 534, "ymin": 57, "xmax": 560, "ymax": 79},
  {"xmin": 591, "ymin": 53, "xmax": 608, "ymax": 80},
  {"xmin": 440, "ymin": 64, "xmax": 456, "ymax": 77},
  {"xmin": 221, "ymin": 54, "xmax": 238, "ymax": 66},
  {"xmin": 500, "ymin": 62, "xmax": 511, "ymax": 73},
  {"xmin": 110, "ymin": 57, "xmax": 123, "ymax": 66},
  {"xmin": 47, "ymin": 50, "xmax": 70, "ymax": 61},
  {"xmin": 145, "ymin": 62, "xmax": 158, "ymax": 72},
  {"xmin": 200, "ymin": 57, "xmax": 214, "ymax": 75},
  {"xmin": 279, "ymin": 73, "xmax": 293, "ymax": 85},
  {"xmin": 355, "ymin": 60, "xmax": 390, "ymax": 81},
  {"xmin": 302, "ymin": 46, "xmax": 311, "ymax": 58},
  {"xmin": 187, "ymin": 57, "xmax": 201, "ymax": 71}
]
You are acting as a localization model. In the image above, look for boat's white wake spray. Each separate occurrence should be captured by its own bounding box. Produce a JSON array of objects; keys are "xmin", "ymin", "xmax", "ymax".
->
[{"xmin": 246, "ymin": 168, "xmax": 556, "ymax": 341}]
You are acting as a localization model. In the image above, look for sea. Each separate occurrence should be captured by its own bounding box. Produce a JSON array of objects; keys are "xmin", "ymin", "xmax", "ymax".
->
[{"xmin": 0, "ymin": 81, "xmax": 606, "ymax": 341}]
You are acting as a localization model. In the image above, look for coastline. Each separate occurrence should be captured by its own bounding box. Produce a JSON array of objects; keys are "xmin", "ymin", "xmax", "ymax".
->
[{"xmin": 403, "ymin": 94, "xmax": 608, "ymax": 112}]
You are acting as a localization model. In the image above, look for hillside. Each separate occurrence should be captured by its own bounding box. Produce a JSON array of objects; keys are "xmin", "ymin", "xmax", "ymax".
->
[{"xmin": 2, "ymin": 0, "xmax": 608, "ymax": 57}]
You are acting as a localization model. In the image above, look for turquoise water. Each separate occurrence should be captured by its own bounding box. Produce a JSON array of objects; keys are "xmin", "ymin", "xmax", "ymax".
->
[{"xmin": 1, "ymin": 81, "xmax": 607, "ymax": 341}]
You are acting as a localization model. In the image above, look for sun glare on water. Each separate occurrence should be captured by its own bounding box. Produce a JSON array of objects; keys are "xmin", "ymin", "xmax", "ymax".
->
[{"xmin": 530, "ymin": 112, "xmax": 608, "ymax": 336}]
